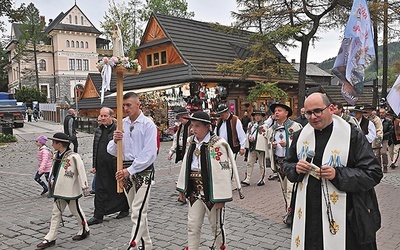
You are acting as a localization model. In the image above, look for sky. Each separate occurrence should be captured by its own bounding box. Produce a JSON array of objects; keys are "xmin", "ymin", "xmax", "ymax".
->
[{"xmin": 4, "ymin": 0, "xmax": 343, "ymax": 63}]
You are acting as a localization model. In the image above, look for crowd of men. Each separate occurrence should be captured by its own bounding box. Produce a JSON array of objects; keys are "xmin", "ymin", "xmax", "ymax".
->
[{"xmin": 36, "ymin": 91, "xmax": 399, "ymax": 249}]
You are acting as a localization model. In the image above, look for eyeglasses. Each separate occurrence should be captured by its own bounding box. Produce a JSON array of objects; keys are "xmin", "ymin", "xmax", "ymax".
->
[{"xmin": 305, "ymin": 105, "xmax": 330, "ymax": 118}]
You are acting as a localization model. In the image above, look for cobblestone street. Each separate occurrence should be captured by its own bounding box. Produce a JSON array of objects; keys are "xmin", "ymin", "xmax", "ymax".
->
[{"xmin": 0, "ymin": 120, "xmax": 399, "ymax": 249}]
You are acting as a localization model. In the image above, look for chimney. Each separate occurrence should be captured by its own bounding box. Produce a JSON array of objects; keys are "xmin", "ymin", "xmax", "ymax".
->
[
  {"xmin": 40, "ymin": 16, "xmax": 45, "ymax": 23},
  {"xmin": 291, "ymin": 59, "xmax": 296, "ymax": 64}
]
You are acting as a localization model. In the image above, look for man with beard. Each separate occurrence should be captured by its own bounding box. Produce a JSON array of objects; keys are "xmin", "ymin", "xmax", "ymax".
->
[{"xmin": 88, "ymin": 107, "xmax": 129, "ymax": 225}]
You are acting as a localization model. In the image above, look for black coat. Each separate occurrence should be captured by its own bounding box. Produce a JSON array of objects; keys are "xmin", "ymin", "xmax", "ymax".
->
[
  {"xmin": 92, "ymin": 122, "xmax": 129, "ymax": 217},
  {"xmin": 284, "ymin": 123, "xmax": 382, "ymax": 249}
]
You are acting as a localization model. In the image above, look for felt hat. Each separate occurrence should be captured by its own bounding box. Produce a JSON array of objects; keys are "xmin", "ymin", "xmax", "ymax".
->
[
  {"xmin": 36, "ymin": 135, "xmax": 48, "ymax": 145},
  {"xmin": 49, "ymin": 132, "xmax": 71, "ymax": 143},
  {"xmin": 183, "ymin": 111, "xmax": 212, "ymax": 124},
  {"xmin": 251, "ymin": 110, "xmax": 266, "ymax": 116},
  {"xmin": 386, "ymin": 110, "xmax": 397, "ymax": 118},
  {"xmin": 363, "ymin": 104, "xmax": 374, "ymax": 110},
  {"xmin": 270, "ymin": 103, "xmax": 293, "ymax": 117},
  {"xmin": 175, "ymin": 107, "xmax": 189, "ymax": 118},
  {"xmin": 352, "ymin": 106, "xmax": 364, "ymax": 112},
  {"xmin": 215, "ymin": 104, "xmax": 229, "ymax": 115}
]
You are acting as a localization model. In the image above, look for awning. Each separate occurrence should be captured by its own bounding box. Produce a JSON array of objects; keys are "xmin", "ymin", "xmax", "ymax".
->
[{"xmin": 106, "ymin": 83, "xmax": 184, "ymax": 97}]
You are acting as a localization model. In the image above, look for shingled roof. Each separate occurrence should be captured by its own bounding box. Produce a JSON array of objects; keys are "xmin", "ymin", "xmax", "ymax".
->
[{"xmin": 120, "ymin": 13, "xmax": 304, "ymax": 91}]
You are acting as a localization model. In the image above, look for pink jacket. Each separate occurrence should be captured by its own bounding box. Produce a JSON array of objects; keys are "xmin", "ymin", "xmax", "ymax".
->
[{"xmin": 37, "ymin": 145, "xmax": 52, "ymax": 174}]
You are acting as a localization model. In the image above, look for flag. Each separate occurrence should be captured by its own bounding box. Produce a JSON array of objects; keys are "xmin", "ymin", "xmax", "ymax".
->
[
  {"xmin": 387, "ymin": 75, "xmax": 400, "ymax": 116},
  {"xmin": 332, "ymin": 0, "xmax": 375, "ymax": 105}
]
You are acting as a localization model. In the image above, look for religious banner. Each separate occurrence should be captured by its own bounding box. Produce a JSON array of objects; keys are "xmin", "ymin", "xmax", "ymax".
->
[
  {"xmin": 332, "ymin": 0, "xmax": 375, "ymax": 105},
  {"xmin": 387, "ymin": 75, "xmax": 400, "ymax": 116}
]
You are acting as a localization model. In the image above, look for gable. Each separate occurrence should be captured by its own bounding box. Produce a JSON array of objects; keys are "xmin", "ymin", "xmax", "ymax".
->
[
  {"xmin": 142, "ymin": 16, "xmax": 168, "ymax": 44},
  {"xmin": 81, "ymin": 75, "xmax": 99, "ymax": 98}
]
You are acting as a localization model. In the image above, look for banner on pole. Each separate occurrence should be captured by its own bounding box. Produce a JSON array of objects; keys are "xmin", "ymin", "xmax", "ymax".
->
[
  {"xmin": 387, "ymin": 75, "xmax": 400, "ymax": 117},
  {"xmin": 332, "ymin": 0, "xmax": 376, "ymax": 105}
]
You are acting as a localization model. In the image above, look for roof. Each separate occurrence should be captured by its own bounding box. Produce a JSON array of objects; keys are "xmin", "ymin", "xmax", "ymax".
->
[
  {"xmin": 44, "ymin": 4, "xmax": 101, "ymax": 34},
  {"xmin": 307, "ymin": 85, "xmax": 374, "ymax": 105},
  {"xmin": 123, "ymin": 13, "xmax": 303, "ymax": 90},
  {"xmin": 292, "ymin": 63, "xmax": 333, "ymax": 77}
]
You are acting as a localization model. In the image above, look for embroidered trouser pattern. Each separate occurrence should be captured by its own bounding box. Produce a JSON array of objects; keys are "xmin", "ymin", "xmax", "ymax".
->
[
  {"xmin": 124, "ymin": 171, "xmax": 153, "ymax": 250},
  {"xmin": 244, "ymin": 151, "xmax": 265, "ymax": 183},
  {"xmin": 45, "ymin": 199, "xmax": 89, "ymax": 241},
  {"xmin": 275, "ymin": 157, "xmax": 293, "ymax": 208},
  {"xmin": 187, "ymin": 199, "xmax": 225, "ymax": 250}
]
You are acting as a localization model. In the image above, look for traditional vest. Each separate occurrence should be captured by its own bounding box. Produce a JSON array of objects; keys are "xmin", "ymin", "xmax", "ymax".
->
[
  {"xmin": 359, "ymin": 116, "xmax": 369, "ymax": 135},
  {"xmin": 216, "ymin": 114, "xmax": 240, "ymax": 153},
  {"xmin": 175, "ymin": 120, "xmax": 191, "ymax": 163},
  {"xmin": 292, "ymin": 116, "xmax": 349, "ymax": 250},
  {"xmin": 246, "ymin": 120, "xmax": 267, "ymax": 152}
]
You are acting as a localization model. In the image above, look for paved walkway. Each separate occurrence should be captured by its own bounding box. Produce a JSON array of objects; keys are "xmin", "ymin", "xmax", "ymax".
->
[{"xmin": 0, "ymin": 119, "xmax": 399, "ymax": 249}]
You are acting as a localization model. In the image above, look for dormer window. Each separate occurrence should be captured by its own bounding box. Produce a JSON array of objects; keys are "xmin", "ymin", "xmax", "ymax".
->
[
  {"xmin": 69, "ymin": 15, "xmax": 72, "ymax": 24},
  {"xmin": 75, "ymin": 16, "xmax": 78, "ymax": 24},
  {"xmin": 81, "ymin": 16, "xmax": 84, "ymax": 25},
  {"xmin": 146, "ymin": 50, "xmax": 167, "ymax": 68}
]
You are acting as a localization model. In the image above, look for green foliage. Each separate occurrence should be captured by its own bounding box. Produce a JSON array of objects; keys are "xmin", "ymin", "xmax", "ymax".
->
[
  {"xmin": 15, "ymin": 86, "xmax": 47, "ymax": 105},
  {"xmin": 0, "ymin": 133, "xmax": 17, "ymax": 143},
  {"xmin": 0, "ymin": 44, "xmax": 8, "ymax": 92},
  {"xmin": 0, "ymin": 0, "xmax": 26, "ymax": 32},
  {"xmin": 246, "ymin": 81, "xmax": 288, "ymax": 102},
  {"xmin": 139, "ymin": 0, "xmax": 194, "ymax": 21}
]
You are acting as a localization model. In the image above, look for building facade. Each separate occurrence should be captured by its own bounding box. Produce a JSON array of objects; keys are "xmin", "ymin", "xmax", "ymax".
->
[{"xmin": 5, "ymin": 4, "xmax": 111, "ymax": 104}]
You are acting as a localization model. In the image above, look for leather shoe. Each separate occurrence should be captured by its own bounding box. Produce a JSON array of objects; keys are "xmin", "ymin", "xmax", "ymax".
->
[
  {"xmin": 240, "ymin": 180, "xmax": 250, "ymax": 186},
  {"xmin": 87, "ymin": 217, "xmax": 103, "ymax": 225},
  {"xmin": 72, "ymin": 231, "xmax": 90, "ymax": 241},
  {"xmin": 268, "ymin": 174, "xmax": 279, "ymax": 181},
  {"xmin": 116, "ymin": 211, "xmax": 129, "ymax": 219},
  {"xmin": 390, "ymin": 163, "xmax": 398, "ymax": 169},
  {"xmin": 257, "ymin": 180, "xmax": 265, "ymax": 186},
  {"xmin": 40, "ymin": 189, "xmax": 48, "ymax": 196},
  {"xmin": 36, "ymin": 239, "xmax": 55, "ymax": 249}
]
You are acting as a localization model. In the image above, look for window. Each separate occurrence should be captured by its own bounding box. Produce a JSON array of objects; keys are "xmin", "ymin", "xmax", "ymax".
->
[
  {"xmin": 154, "ymin": 53, "xmax": 160, "ymax": 66},
  {"xmin": 146, "ymin": 50, "xmax": 167, "ymax": 67},
  {"xmin": 71, "ymin": 41, "xmax": 75, "ymax": 48},
  {"xmin": 80, "ymin": 41, "xmax": 84, "ymax": 48},
  {"xmin": 146, "ymin": 54, "xmax": 152, "ymax": 67},
  {"xmin": 85, "ymin": 41, "xmax": 88, "ymax": 48},
  {"xmin": 69, "ymin": 59, "xmax": 75, "ymax": 70},
  {"xmin": 161, "ymin": 51, "xmax": 167, "ymax": 64},
  {"xmin": 69, "ymin": 15, "xmax": 72, "ymax": 24},
  {"xmin": 76, "ymin": 41, "xmax": 79, "ymax": 48},
  {"xmin": 75, "ymin": 16, "xmax": 78, "ymax": 24},
  {"xmin": 76, "ymin": 59, "xmax": 82, "ymax": 70},
  {"xmin": 66, "ymin": 40, "xmax": 70, "ymax": 47},
  {"xmin": 83, "ymin": 59, "xmax": 89, "ymax": 71},
  {"xmin": 81, "ymin": 16, "xmax": 84, "ymax": 25},
  {"xmin": 39, "ymin": 59, "xmax": 46, "ymax": 71},
  {"xmin": 40, "ymin": 84, "xmax": 49, "ymax": 98}
]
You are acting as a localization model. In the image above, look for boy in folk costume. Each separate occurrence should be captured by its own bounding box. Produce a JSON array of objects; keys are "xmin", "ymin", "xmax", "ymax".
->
[
  {"xmin": 265, "ymin": 103, "xmax": 302, "ymax": 224},
  {"xmin": 36, "ymin": 133, "xmax": 90, "ymax": 249},
  {"xmin": 34, "ymin": 135, "xmax": 52, "ymax": 196},
  {"xmin": 241, "ymin": 110, "xmax": 268, "ymax": 186},
  {"xmin": 168, "ymin": 107, "xmax": 191, "ymax": 163},
  {"xmin": 284, "ymin": 93, "xmax": 382, "ymax": 250},
  {"xmin": 177, "ymin": 111, "xmax": 243, "ymax": 250}
]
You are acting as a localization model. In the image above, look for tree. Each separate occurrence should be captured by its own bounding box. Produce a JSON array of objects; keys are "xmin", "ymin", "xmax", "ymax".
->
[
  {"xmin": 15, "ymin": 86, "xmax": 47, "ymax": 105},
  {"xmin": 17, "ymin": 3, "xmax": 47, "ymax": 90},
  {"xmin": 139, "ymin": 0, "xmax": 194, "ymax": 21},
  {"xmin": 0, "ymin": 0, "xmax": 26, "ymax": 32},
  {"xmin": 100, "ymin": 0, "xmax": 142, "ymax": 58},
  {"xmin": 0, "ymin": 43, "xmax": 8, "ymax": 92}
]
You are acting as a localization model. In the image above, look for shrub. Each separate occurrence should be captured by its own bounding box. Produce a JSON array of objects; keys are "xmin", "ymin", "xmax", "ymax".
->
[{"xmin": 0, "ymin": 133, "xmax": 17, "ymax": 143}]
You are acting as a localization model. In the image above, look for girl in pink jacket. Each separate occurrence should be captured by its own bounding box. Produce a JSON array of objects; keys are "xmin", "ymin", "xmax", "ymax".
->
[{"xmin": 35, "ymin": 135, "xmax": 53, "ymax": 195}]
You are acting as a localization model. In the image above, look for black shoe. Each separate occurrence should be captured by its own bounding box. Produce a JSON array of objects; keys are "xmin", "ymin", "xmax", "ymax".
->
[
  {"xmin": 116, "ymin": 211, "xmax": 129, "ymax": 219},
  {"xmin": 89, "ymin": 190, "xmax": 95, "ymax": 194},
  {"xmin": 72, "ymin": 231, "xmax": 90, "ymax": 241},
  {"xmin": 87, "ymin": 217, "xmax": 103, "ymax": 225},
  {"xmin": 40, "ymin": 189, "xmax": 48, "ymax": 196},
  {"xmin": 268, "ymin": 174, "xmax": 278, "ymax": 181},
  {"xmin": 390, "ymin": 163, "xmax": 398, "ymax": 169},
  {"xmin": 240, "ymin": 180, "xmax": 250, "ymax": 186},
  {"xmin": 244, "ymin": 158, "xmax": 248, "ymax": 162},
  {"xmin": 257, "ymin": 180, "xmax": 265, "ymax": 186},
  {"xmin": 36, "ymin": 239, "xmax": 55, "ymax": 249}
]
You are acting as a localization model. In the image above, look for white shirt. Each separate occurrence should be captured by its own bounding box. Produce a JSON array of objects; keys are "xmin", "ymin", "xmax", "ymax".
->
[
  {"xmin": 214, "ymin": 114, "xmax": 246, "ymax": 149},
  {"xmin": 356, "ymin": 117, "xmax": 376, "ymax": 143},
  {"xmin": 274, "ymin": 125, "xmax": 286, "ymax": 157},
  {"xmin": 191, "ymin": 132, "xmax": 211, "ymax": 171},
  {"xmin": 107, "ymin": 111, "xmax": 158, "ymax": 175}
]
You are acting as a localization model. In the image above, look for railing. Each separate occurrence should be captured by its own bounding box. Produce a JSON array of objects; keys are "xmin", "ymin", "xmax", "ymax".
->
[{"xmin": 76, "ymin": 117, "xmax": 99, "ymax": 134}]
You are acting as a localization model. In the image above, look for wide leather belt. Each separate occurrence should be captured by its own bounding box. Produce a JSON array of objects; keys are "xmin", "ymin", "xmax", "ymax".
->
[{"xmin": 190, "ymin": 171, "xmax": 203, "ymax": 192}]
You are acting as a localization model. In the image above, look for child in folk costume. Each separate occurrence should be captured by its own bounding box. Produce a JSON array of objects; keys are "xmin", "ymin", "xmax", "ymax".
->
[
  {"xmin": 176, "ymin": 111, "xmax": 243, "ymax": 250},
  {"xmin": 36, "ymin": 133, "xmax": 90, "ymax": 249},
  {"xmin": 34, "ymin": 135, "xmax": 52, "ymax": 196}
]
